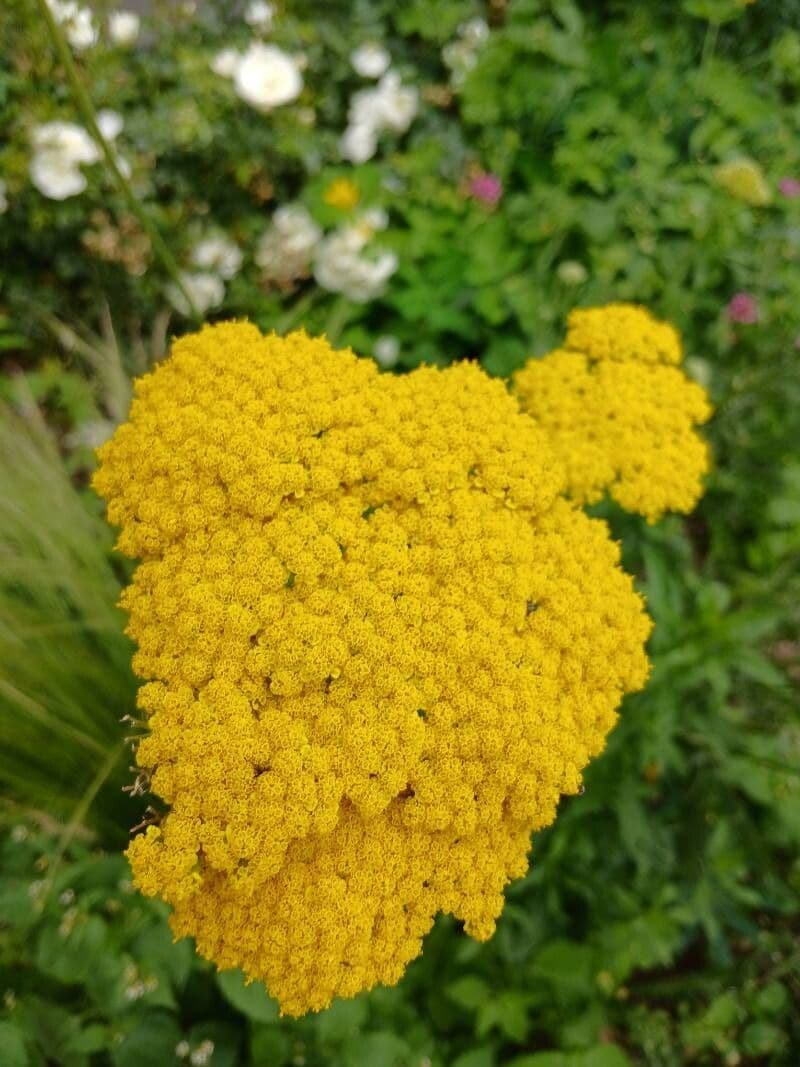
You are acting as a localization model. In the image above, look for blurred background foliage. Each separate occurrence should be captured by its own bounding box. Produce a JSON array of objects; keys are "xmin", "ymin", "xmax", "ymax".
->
[{"xmin": 1, "ymin": 0, "xmax": 799, "ymax": 1064}]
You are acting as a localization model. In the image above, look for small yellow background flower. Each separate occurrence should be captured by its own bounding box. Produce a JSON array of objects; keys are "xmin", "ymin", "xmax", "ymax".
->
[{"xmin": 323, "ymin": 177, "xmax": 361, "ymax": 210}]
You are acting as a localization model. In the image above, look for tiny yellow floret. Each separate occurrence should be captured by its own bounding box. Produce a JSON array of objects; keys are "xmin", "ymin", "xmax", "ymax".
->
[
  {"xmin": 514, "ymin": 304, "xmax": 712, "ymax": 521},
  {"xmin": 323, "ymin": 177, "xmax": 361, "ymax": 211},
  {"xmin": 95, "ymin": 322, "xmax": 652, "ymax": 1016}
]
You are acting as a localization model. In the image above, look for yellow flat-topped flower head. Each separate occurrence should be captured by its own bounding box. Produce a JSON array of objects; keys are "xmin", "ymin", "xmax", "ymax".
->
[
  {"xmin": 565, "ymin": 302, "xmax": 683, "ymax": 366},
  {"xmin": 95, "ymin": 321, "xmax": 651, "ymax": 1016},
  {"xmin": 514, "ymin": 303, "xmax": 711, "ymax": 522}
]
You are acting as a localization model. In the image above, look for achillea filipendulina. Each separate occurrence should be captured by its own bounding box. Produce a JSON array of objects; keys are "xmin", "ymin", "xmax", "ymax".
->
[
  {"xmin": 513, "ymin": 303, "xmax": 712, "ymax": 521},
  {"xmin": 94, "ymin": 322, "xmax": 652, "ymax": 1016}
]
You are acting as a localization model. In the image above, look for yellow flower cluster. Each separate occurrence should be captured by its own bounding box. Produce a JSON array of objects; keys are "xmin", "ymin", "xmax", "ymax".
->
[
  {"xmin": 513, "ymin": 304, "xmax": 712, "ymax": 521},
  {"xmin": 323, "ymin": 177, "xmax": 361, "ymax": 211},
  {"xmin": 713, "ymin": 158, "xmax": 771, "ymax": 207},
  {"xmin": 94, "ymin": 322, "xmax": 652, "ymax": 1016}
]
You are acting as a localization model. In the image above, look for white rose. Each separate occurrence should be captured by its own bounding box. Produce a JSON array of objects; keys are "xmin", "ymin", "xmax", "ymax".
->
[
  {"xmin": 211, "ymin": 48, "xmax": 241, "ymax": 79},
  {"xmin": 313, "ymin": 225, "xmax": 397, "ymax": 302},
  {"xmin": 33, "ymin": 121, "xmax": 100, "ymax": 164},
  {"xmin": 442, "ymin": 39, "xmax": 479, "ymax": 81},
  {"xmin": 350, "ymin": 42, "xmax": 391, "ymax": 79},
  {"xmin": 191, "ymin": 234, "xmax": 243, "ymax": 280},
  {"xmin": 340, "ymin": 250, "xmax": 397, "ymax": 302},
  {"xmin": 340, "ymin": 69, "xmax": 418, "ymax": 163},
  {"xmin": 359, "ymin": 207, "xmax": 389, "ymax": 232},
  {"xmin": 167, "ymin": 271, "xmax": 225, "ymax": 316},
  {"xmin": 245, "ymin": 0, "xmax": 274, "ymax": 30},
  {"xmin": 256, "ymin": 204, "xmax": 321, "ymax": 283},
  {"xmin": 374, "ymin": 72, "xmax": 418, "ymax": 133},
  {"xmin": 443, "ymin": 18, "xmax": 489, "ymax": 87},
  {"xmin": 348, "ymin": 86, "xmax": 385, "ymax": 130},
  {"xmin": 95, "ymin": 110, "xmax": 131, "ymax": 177},
  {"xmin": 340, "ymin": 123, "xmax": 377, "ymax": 164},
  {"xmin": 373, "ymin": 335, "xmax": 400, "ymax": 368},
  {"xmin": 460, "ymin": 17, "xmax": 490, "ymax": 45},
  {"xmin": 274, "ymin": 205, "xmax": 322, "ymax": 254},
  {"xmin": 30, "ymin": 120, "xmax": 102, "ymax": 199},
  {"xmin": 234, "ymin": 43, "xmax": 303, "ymax": 111},
  {"xmin": 46, "ymin": 0, "xmax": 77, "ymax": 20},
  {"xmin": 360, "ymin": 249, "xmax": 397, "ymax": 290},
  {"xmin": 47, "ymin": 0, "xmax": 97, "ymax": 50},
  {"xmin": 97, "ymin": 109, "xmax": 124, "ymax": 141},
  {"xmin": 66, "ymin": 7, "xmax": 98, "ymax": 50},
  {"xmin": 30, "ymin": 155, "xmax": 88, "ymax": 199},
  {"xmin": 108, "ymin": 11, "xmax": 140, "ymax": 46}
]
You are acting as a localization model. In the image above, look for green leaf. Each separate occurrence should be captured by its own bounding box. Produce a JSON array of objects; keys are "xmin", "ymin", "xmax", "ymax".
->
[
  {"xmin": 341, "ymin": 1031, "xmax": 412, "ymax": 1067},
  {"xmin": 0, "ymin": 1022, "xmax": 29, "ymax": 1067},
  {"xmin": 451, "ymin": 1049, "xmax": 496, "ymax": 1067},
  {"xmin": 250, "ymin": 1024, "xmax": 291, "ymax": 1066},
  {"xmin": 216, "ymin": 969, "xmax": 279, "ymax": 1023},
  {"xmin": 683, "ymin": 0, "xmax": 750, "ymax": 26},
  {"xmin": 187, "ymin": 1022, "xmax": 240, "ymax": 1067},
  {"xmin": 111, "ymin": 1012, "xmax": 183, "ymax": 1067},
  {"xmin": 70, "ymin": 1024, "xmax": 109, "ymax": 1055},
  {"xmin": 753, "ymin": 980, "xmax": 789, "ymax": 1017},
  {"xmin": 530, "ymin": 941, "xmax": 595, "ymax": 998},
  {"xmin": 477, "ymin": 992, "xmax": 529, "ymax": 1042},
  {"xmin": 509, "ymin": 1046, "xmax": 631, "ymax": 1067},
  {"xmin": 0, "ymin": 880, "xmax": 37, "ymax": 931},
  {"xmin": 741, "ymin": 1020, "xmax": 784, "ymax": 1056},
  {"xmin": 315, "ymin": 998, "xmax": 369, "ymax": 1044},
  {"xmin": 36, "ymin": 913, "xmax": 110, "ymax": 985},
  {"xmin": 131, "ymin": 924, "xmax": 194, "ymax": 994},
  {"xmin": 446, "ymin": 975, "xmax": 491, "ymax": 1011}
]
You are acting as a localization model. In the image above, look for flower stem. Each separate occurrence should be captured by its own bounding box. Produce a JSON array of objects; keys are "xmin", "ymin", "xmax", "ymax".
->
[
  {"xmin": 323, "ymin": 296, "xmax": 352, "ymax": 345},
  {"xmin": 275, "ymin": 287, "xmax": 318, "ymax": 334},
  {"xmin": 37, "ymin": 741, "xmax": 127, "ymax": 912},
  {"xmin": 35, "ymin": 0, "xmax": 201, "ymax": 322}
]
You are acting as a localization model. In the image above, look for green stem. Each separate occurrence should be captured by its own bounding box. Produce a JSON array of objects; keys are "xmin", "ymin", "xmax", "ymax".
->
[
  {"xmin": 275, "ymin": 287, "xmax": 318, "ymax": 334},
  {"xmin": 700, "ymin": 21, "xmax": 719, "ymax": 68},
  {"xmin": 323, "ymin": 296, "xmax": 353, "ymax": 345},
  {"xmin": 38, "ymin": 741, "xmax": 127, "ymax": 911},
  {"xmin": 35, "ymin": 0, "xmax": 201, "ymax": 323}
]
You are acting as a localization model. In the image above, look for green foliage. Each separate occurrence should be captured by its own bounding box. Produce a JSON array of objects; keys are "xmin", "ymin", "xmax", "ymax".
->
[
  {"xmin": 0, "ymin": 0, "xmax": 799, "ymax": 1064},
  {"xmin": 1, "ymin": 0, "xmax": 799, "ymax": 375},
  {"xmin": 1, "ymin": 817, "xmax": 798, "ymax": 1065},
  {"xmin": 0, "ymin": 407, "xmax": 136, "ymax": 844}
]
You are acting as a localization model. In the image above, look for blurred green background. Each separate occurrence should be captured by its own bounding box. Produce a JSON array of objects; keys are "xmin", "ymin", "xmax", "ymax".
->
[{"xmin": 1, "ymin": 1, "xmax": 799, "ymax": 1064}]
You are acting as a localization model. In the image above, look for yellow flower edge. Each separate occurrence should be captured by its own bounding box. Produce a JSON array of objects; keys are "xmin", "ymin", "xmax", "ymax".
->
[
  {"xmin": 564, "ymin": 302, "xmax": 684, "ymax": 366},
  {"xmin": 94, "ymin": 321, "xmax": 652, "ymax": 1017},
  {"xmin": 514, "ymin": 304, "xmax": 712, "ymax": 522}
]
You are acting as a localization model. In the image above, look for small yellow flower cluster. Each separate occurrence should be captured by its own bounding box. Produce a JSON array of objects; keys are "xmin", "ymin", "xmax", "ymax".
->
[
  {"xmin": 513, "ymin": 304, "xmax": 712, "ymax": 521},
  {"xmin": 323, "ymin": 177, "xmax": 360, "ymax": 211},
  {"xmin": 713, "ymin": 158, "xmax": 771, "ymax": 207},
  {"xmin": 94, "ymin": 322, "xmax": 652, "ymax": 1016}
]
